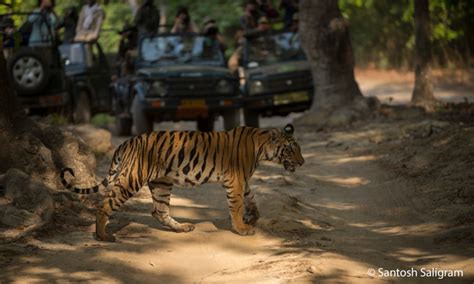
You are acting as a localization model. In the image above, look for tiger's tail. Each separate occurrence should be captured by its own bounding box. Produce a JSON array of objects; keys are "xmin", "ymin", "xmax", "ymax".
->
[{"xmin": 60, "ymin": 167, "xmax": 109, "ymax": 194}]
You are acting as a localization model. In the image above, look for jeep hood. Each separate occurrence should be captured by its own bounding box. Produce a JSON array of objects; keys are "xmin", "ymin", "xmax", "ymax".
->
[
  {"xmin": 137, "ymin": 65, "xmax": 234, "ymax": 79},
  {"xmin": 246, "ymin": 61, "xmax": 311, "ymax": 79}
]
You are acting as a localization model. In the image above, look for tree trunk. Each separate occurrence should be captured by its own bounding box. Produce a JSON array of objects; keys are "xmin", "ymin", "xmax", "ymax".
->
[
  {"xmin": 411, "ymin": 0, "xmax": 436, "ymax": 107},
  {"xmin": 299, "ymin": 0, "xmax": 363, "ymax": 112},
  {"xmin": 0, "ymin": 47, "xmax": 23, "ymax": 130}
]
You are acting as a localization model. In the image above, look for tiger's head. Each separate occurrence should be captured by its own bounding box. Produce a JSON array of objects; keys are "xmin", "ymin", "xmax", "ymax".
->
[{"xmin": 266, "ymin": 124, "xmax": 304, "ymax": 172}]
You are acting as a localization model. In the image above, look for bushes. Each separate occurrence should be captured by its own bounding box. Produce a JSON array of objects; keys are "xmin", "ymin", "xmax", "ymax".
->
[{"xmin": 339, "ymin": 0, "xmax": 474, "ymax": 68}]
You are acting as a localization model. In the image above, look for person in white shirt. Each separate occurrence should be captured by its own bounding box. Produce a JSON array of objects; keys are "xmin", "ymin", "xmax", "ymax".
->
[{"xmin": 74, "ymin": 0, "xmax": 104, "ymax": 42}]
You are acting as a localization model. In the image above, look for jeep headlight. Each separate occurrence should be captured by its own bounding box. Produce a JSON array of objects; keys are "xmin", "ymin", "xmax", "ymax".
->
[
  {"xmin": 249, "ymin": 80, "xmax": 264, "ymax": 95},
  {"xmin": 150, "ymin": 81, "xmax": 166, "ymax": 96},
  {"xmin": 216, "ymin": 79, "xmax": 233, "ymax": 94}
]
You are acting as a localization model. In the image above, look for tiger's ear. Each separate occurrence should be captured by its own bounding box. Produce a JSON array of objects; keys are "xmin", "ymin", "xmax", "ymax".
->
[
  {"xmin": 270, "ymin": 128, "xmax": 281, "ymax": 144},
  {"xmin": 283, "ymin": 124, "xmax": 294, "ymax": 135}
]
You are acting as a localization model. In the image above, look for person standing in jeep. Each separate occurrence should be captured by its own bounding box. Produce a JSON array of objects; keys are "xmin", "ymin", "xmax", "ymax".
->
[
  {"xmin": 171, "ymin": 6, "xmax": 198, "ymax": 33},
  {"xmin": 202, "ymin": 18, "xmax": 226, "ymax": 53},
  {"xmin": 27, "ymin": 0, "xmax": 58, "ymax": 46},
  {"xmin": 240, "ymin": 1, "xmax": 259, "ymax": 32},
  {"xmin": 75, "ymin": 0, "xmax": 104, "ymax": 42},
  {"xmin": 57, "ymin": 6, "xmax": 78, "ymax": 43},
  {"xmin": 134, "ymin": 0, "xmax": 160, "ymax": 36},
  {"xmin": 1, "ymin": 18, "xmax": 25, "ymax": 57}
]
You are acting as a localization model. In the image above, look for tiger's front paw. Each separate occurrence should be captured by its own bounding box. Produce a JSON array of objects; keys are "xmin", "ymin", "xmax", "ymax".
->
[
  {"xmin": 232, "ymin": 223, "xmax": 255, "ymax": 236},
  {"xmin": 173, "ymin": 222, "xmax": 195, "ymax": 233}
]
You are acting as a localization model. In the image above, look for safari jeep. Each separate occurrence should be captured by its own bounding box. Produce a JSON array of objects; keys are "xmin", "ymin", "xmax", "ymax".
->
[
  {"xmin": 58, "ymin": 42, "xmax": 113, "ymax": 123},
  {"xmin": 3, "ymin": 12, "xmax": 71, "ymax": 118},
  {"xmin": 2, "ymin": 11, "xmax": 111, "ymax": 123},
  {"xmin": 240, "ymin": 31, "xmax": 314, "ymax": 127},
  {"xmin": 112, "ymin": 33, "xmax": 240, "ymax": 135}
]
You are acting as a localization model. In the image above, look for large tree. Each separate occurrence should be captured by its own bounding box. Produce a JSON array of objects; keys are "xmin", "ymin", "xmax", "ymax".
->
[
  {"xmin": 0, "ymin": 51, "xmax": 22, "ymax": 130},
  {"xmin": 411, "ymin": 0, "xmax": 437, "ymax": 108},
  {"xmin": 297, "ymin": 0, "xmax": 375, "ymax": 127}
]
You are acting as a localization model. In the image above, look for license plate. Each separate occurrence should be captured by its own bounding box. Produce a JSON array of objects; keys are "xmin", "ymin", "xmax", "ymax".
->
[
  {"xmin": 273, "ymin": 92, "xmax": 309, "ymax": 106},
  {"xmin": 180, "ymin": 99, "xmax": 206, "ymax": 108}
]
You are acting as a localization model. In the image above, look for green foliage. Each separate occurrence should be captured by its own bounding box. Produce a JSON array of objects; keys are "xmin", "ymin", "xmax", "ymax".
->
[
  {"xmin": 42, "ymin": 113, "xmax": 68, "ymax": 126},
  {"xmin": 165, "ymin": 0, "xmax": 243, "ymax": 32},
  {"xmin": 339, "ymin": 0, "xmax": 414, "ymax": 68},
  {"xmin": 339, "ymin": 0, "xmax": 474, "ymax": 68},
  {"xmin": 91, "ymin": 113, "xmax": 115, "ymax": 126},
  {"xmin": 98, "ymin": 3, "xmax": 132, "ymax": 54}
]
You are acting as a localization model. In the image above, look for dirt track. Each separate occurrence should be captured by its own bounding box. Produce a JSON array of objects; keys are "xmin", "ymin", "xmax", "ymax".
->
[
  {"xmin": 2, "ymin": 123, "xmax": 473, "ymax": 283},
  {"xmin": 1, "ymin": 69, "xmax": 473, "ymax": 283}
]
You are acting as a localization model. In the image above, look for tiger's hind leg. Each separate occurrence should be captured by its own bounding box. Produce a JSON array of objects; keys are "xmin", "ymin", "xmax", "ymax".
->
[
  {"xmin": 96, "ymin": 179, "xmax": 136, "ymax": 242},
  {"xmin": 149, "ymin": 178, "xmax": 195, "ymax": 233},
  {"xmin": 243, "ymin": 183, "xmax": 260, "ymax": 226}
]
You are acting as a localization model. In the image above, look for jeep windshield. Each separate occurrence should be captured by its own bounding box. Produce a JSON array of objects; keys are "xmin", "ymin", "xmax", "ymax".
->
[
  {"xmin": 245, "ymin": 32, "xmax": 305, "ymax": 67},
  {"xmin": 139, "ymin": 33, "xmax": 224, "ymax": 66}
]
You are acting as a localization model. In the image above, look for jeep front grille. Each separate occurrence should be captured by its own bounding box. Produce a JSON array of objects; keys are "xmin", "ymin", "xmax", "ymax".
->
[{"xmin": 257, "ymin": 71, "xmax": 313, "ymax": 94}]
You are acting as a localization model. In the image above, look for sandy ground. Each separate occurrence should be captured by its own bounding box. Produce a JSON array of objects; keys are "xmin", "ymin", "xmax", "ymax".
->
[
  {"xmin": 355, "ymin": 68, "xmax": 474, "ymax": 105},
  {"xmin": 1, "ymin": 69, "xmax": 473, "ymax": 283}
]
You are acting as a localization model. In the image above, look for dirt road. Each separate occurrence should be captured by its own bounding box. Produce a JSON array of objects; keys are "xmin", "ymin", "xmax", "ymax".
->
[
  {"xmin": 2, "ymin": 120, "xmax": 473, "ymax": 283},
  {"xmin": 2, "ymin": 69, "xmax": 473, "ymax": 283}
]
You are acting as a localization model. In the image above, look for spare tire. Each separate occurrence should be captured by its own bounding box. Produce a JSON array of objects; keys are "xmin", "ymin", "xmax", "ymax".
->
[{"xmin": 7, "ymin": 49, "xmax": 51, "ymax": 95}]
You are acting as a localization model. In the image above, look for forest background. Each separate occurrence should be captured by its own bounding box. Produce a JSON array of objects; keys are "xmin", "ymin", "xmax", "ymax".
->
[{"xmin": 1, "ymin": 0, "xmax": 472, "ymax": 69}]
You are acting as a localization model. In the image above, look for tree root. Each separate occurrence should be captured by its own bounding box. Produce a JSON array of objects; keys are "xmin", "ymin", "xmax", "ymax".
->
[{"xmin": 294, "ymin": 96, "xmax": 380, "ymax": 129}]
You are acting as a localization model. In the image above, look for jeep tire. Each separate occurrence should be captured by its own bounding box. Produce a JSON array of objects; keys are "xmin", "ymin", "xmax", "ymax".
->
[
  {"xmin": 8, "ymin": 49, "xmax": 51, "ymax": 95},
  {"xmin": 132, "ymin": 95, "xmax": 153, "ymax": 134},
  {"xmin": 197, "ymin": 117, "xmax": 214, "ymax": 132},
  {"xmin": 244, "ymin": 109, "xmax": 259, "ymax": 128},
  {"xmin": 223, "ymin": 109, "xmax": 240, "ymax": 131},
  {"xmin": 116, "ymin": 115, "xmax": 132, "ymax": 136},
  {"xmin": 73, "ymin": 91, "xmax": 92, "ymax": 123}
]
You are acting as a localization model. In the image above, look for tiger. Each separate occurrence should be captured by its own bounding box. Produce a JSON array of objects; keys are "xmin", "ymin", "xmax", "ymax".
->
[{"xmin": 60, "ymin": 124, "xmax": 304, "ymax": 242}]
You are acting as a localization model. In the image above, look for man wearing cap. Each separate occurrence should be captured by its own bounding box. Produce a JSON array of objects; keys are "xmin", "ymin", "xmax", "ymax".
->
[{"xmin": 244, "ymin": 15, "xmax": 272, "ymax": 37}]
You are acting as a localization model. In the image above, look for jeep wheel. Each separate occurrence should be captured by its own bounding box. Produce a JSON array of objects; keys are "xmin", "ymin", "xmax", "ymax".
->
[
  {"xmin": 132, "ymin": 96, "xmax": 153, "ymax": 134},
  {"xmin": 197, "ymin": 117, "xmax": 214, "ymax": 132},
  {"xmin": 73, "ymin": 91, "xmax": 92, "ymax": 124},
  {"xmin": 223, "ymin": 109, "xmax": 240, "ymax": 131},
  {"xmin": 8, "ymin": 49, "xmax": 51, "ymax": 95},
  {"xmin": 244, "ymin": 110, "xmax": 259, "ymax": 128},
  {"xmin": 116, "ymin": 115, "xmax": 132, "ymax": 136}
]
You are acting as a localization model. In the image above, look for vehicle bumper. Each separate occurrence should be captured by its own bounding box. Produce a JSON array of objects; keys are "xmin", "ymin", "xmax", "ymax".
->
[
  {"xmin": 244, "ymin": 90, "xmax": 313, "ymax": 116},
  {"xmin": 18, "ymin": 91, "xmax": 70, "ymax": 109},
  {"xmin": 140, "ymin": 96, "xmax": 241, "ymax": 121}
]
